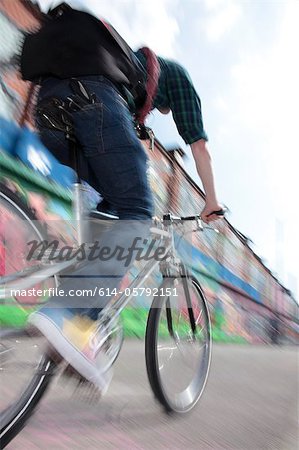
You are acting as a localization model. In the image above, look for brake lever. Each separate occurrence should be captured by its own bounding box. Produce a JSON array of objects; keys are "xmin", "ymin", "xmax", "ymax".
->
[{"xmin": 198, "ymin": 216, "xmax": 219, "ymax": 233}]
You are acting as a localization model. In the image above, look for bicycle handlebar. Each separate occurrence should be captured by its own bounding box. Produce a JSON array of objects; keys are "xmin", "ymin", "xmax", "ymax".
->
[{"xmin": 163, "ymin": 207, "xmax": 227, "ymax": 223}]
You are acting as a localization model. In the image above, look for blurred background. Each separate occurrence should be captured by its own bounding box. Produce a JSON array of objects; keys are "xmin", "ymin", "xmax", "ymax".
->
[
  {"xmin": 0, "ymin": 1, "xmax": 298, "ymax": 449},
  {"xmin": 0, "ymin": 0, "xmax": 298, "ymax": 344}
]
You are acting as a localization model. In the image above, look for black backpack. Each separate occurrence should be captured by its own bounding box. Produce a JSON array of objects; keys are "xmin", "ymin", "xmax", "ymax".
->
[{"xmin": 20, "ymin": 3, "xmax": 147, "ymax": 111}]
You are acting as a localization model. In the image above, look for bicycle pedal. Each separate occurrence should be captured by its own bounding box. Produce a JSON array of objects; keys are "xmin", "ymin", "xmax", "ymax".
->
[
  {"xmin": 73, "ymin": 379, "xmax": 103, "ymax": 404},
  {"xmin": 58, "ymin": 364, "xmax": 102, "ymax": 402},
  {"xmin": 58, "ymin": 362, "xmax": 85, "ymax": 384}
]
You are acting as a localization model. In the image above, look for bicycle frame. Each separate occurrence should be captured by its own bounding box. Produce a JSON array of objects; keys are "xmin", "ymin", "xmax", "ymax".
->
[
  {"xmin": 1, "ymin": 189, "xmax": 201, "ymax": 343},
  {"xmin": 98, "ymin": 228, "xmax": 176, "ymax": 329},
  {"xmin": 1, "ymin": 117, "xmax": 207, "ymax": 321},
  {"xmin": 0, "ymin": 185, "xmax": 182, "ymax": 310}
]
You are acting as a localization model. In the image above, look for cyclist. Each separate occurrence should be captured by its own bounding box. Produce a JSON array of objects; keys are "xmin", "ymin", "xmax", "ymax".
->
[{"xmin": 22, "ymin": 1, "xmax": 224, "ymax": 393}]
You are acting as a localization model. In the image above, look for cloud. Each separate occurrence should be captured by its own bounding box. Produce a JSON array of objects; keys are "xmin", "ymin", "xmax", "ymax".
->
[
  {"xmin": 96, "ymin": 0, "xmax": 180, "ymax": 56},
  {"xmin": 202, "ymin": 0, "xmax": 242, "ymax": 42},
  {"xmin": 228, "ymin": 0, "xmax": 299, "ymax": 290},
  {"xmin": 230, "ymin": 1, "xmax": 299, "ymax": 197}
]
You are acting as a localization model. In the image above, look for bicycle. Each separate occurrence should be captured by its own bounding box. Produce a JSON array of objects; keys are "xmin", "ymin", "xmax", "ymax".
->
[{"xmin": 0, "ymin": 87, "xmax": 221, "ymax": 448}]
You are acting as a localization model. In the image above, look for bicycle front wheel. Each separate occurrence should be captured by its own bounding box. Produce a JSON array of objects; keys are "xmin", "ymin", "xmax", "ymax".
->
[{"xmin": 145, "ymin": 272, "xmax": 211, "ymax": 413}]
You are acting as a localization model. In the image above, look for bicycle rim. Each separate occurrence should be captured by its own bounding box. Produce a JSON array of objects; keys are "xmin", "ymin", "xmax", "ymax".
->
[
  {"xmin": 0, "ymin": 185, "xmax": 55, "ymax": 447},
  {"xmin": 0, "ymin": 329, "xmax": 56, "ymax": 448},
  {"xmin": 145, "ymin": 275, "xmax": 212, "ymax": 413}
]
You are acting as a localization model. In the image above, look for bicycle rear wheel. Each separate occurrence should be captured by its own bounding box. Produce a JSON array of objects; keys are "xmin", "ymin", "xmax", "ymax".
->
[
  {"xmin": 145, "ymin": 271, "xmax": 211, "ymax": 413},
  {"xmin": 0, "ymin": 184, "xmax": 55, "ymax": 448},
  {"xmin": 0, "ymin": 329, "xmax": 56, "ymax": 448}
]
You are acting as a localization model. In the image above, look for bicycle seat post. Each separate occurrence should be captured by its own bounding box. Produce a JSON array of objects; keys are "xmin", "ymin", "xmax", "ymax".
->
[{"xmin": 68, "ymin": 138, "xmax": 91, "ymax": 246}]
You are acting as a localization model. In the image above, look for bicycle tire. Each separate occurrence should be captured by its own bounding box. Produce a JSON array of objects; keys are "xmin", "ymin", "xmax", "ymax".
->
[
  {"xmin": 0, "ymin": 183, "xmax": 56, "ymax": 448},
  {"xmin": 145, "ymin": 272, "xmax": 212, "ymax": 414},
  {"xmin": 0, "ymin": 343, "xmax": 56, "ymax": 449}
]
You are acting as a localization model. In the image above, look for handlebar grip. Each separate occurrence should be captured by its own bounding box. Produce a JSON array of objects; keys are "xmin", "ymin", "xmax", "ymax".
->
[
  {"xmin": 180, "ymin": 215, "xmax": 200, "ymax": 221},
  {"xmin": 206, "ymin": 208, "xmax": 227, "ymax": 218}
]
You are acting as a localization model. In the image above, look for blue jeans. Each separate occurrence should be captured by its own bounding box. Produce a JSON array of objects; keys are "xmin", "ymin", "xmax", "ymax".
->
[
  {"xmin": 38, "ymin": 75, "xmax": 153, "ymax": 220},
  {"xmin": 37, "ymin": 76, "xmax": 154, "ymax": 315}
]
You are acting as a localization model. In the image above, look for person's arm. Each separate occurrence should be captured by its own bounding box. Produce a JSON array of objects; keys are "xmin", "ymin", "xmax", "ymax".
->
[
  {"xmin": 164, "ymin": 61, "xmax": 222, "ymax": 222},
  {"xmin": 190, "ymin": 139, "xmax": 222, "ymax": 222},
  {"xmin": 155, "ymin": 58, "xmax": 223, "ymax": 221}
]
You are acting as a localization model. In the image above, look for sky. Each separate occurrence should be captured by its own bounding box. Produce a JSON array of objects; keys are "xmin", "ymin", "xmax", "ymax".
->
[{"xmin": 36, "ymin": 0, "xmax": 299, "ymax": 299}]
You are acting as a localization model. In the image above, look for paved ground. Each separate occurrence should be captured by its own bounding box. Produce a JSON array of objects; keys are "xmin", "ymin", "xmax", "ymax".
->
[{"xmin": 7, "ymin": 342, "xmax": 298, "ymax": 450}]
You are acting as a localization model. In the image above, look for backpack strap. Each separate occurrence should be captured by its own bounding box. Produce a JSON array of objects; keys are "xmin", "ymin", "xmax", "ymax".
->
[{"xmin": 136, "ymin": 47, "xmax": 160, "ymax": 124}]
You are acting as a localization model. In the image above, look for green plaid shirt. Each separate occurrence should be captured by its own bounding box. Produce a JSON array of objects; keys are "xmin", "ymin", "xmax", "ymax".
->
[{"xmin": 135, "ymin": 50, "xmax": 208, "ymax": 144}]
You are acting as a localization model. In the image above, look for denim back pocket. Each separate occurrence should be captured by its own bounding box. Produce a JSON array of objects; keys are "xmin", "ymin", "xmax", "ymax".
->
[
  {"xmin": 71, "ymin": 103, "xmax": 104, "ymax": 157},
  {"xmin": 101, "ymin": 101, "xmax": 140, "ymax": 153}
]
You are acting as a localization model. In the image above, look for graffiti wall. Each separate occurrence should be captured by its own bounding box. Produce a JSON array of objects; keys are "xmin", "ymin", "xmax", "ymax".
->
[{"xmin": 0, "ymin": 1, "xmax": 298, "ymax": 343}]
